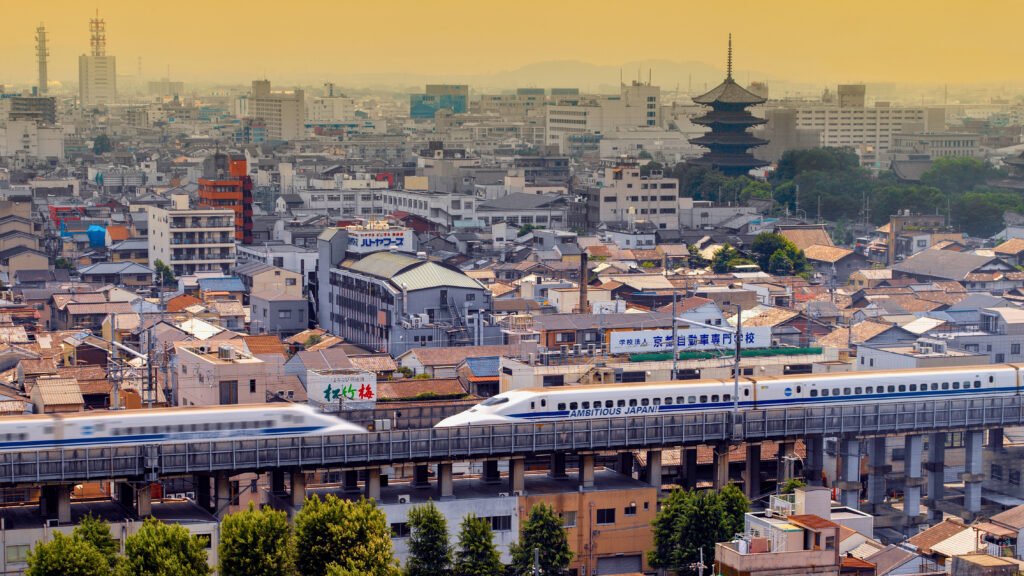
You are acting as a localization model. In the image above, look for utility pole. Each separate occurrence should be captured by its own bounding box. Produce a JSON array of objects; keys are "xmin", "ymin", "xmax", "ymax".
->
[
  {"xmin": 671, "ymin": 290, "xmax": 678, "ymax": 379},
  {"xmin": 732, "ymin": 303, "xmax": 742, "ymax": 435},
  {"xmin": 533, "ymin": 547, "xmax": 540, "ymax": 576}
]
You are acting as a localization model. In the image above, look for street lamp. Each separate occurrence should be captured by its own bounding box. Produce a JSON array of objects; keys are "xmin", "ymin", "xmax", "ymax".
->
[{"xmin": 674, "ymin": 304, "xmax": 744, "ymax": 438}]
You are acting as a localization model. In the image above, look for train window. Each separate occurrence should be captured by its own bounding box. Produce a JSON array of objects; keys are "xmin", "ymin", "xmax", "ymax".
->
[
  {"xmin": 796, "ymin": 386, "xmax": 801, "ymax": 394},
  {"xmin": 821, "ymin": 389, "xmax": 829, "ymax": 397},
  {"xmin": 743, "ymin": 389, "xmax": 750, "ymax": 397},
  {"xmin": 699, "ymin": 395, "xmax": 708, "ymax": 403},
  {"xmin": 833, "ymin": 389, "xmax": 840, "ymax": 396},
  {"xmin": 843, "ymin": 388, "xmax": 851, "ymax": 395},
  {"xmin": 864, "ymin": 386, "xmax": 872, "ymax": 394},
  {"xmin": 887, "ymin": 386, "xmax": 895, "ymax": 393},
  {"xmin": 617, "ymin": 400, "xmax": 625, "ymax": 407},
  {"xmin": 604, "ymin": 401, "xmax": 613, "ymax": 408},
  {"xmin": 909, "ymin": 384, "xmax": 917, "ymax": 392},
  {"xmin": 676, "ymin": 397, "xmax": 685, "ymax": 404},
  {"xmin": 810, "ymin": 389, "xmax": 818, "ymax": 397},
  {"xmin": 641, "ymin": 399, "xmax": 649, "ymax": 407},
  {"xmin": 530, "ymin": 402, "xmax": 535, "ymax": 409},
  {"xmin": 952, "ymin": 382, "xmax": 960, "ymax": 390},
  {"xmin": 855, "ymin": 387, "xmax": 862, "ymax": 394},
  {"xmin": 687, "ymin": 396, "xmax": 696, "ymax": 403},
  {"xmin": 582, "ymin": 402, "xmax": 589, "ymax": 409},
  {"xmin": 975, "ymin": 381, "xmax": 982, "ymax": 388},
  {"xmin": 541, "ymin": 399, "xmax": 547, "ymax": 407},
  {"xmin": 990, "ymin": 376, "xmax": 995, "ymax": 383},
  {"xmin": 711, "ymin": 395, "xmax": 719, "ymax": 402},
  {"xmin": 941, "ymin": 382, "xmax": 949, "ymax": 390},
  {"xmin": 723, "ymin": 394, "xmax": 731, "ymax": 402},
  {"xmin": 557, "ymin": 403, "xmax": 566, "ymax": 410},
  {"xmin": 628, "ymin": 399, "xmax": 637, "ymax": 407},
  {"xmin": 931, "ymin": 383, "xmax": 938, "ymax": 390},
  {"xmin": 652, "ymin": 398, "xmax": 661, "ymax": 406},
  {"xmin": 664, "ymin": 397, "xmax": 672, "ymax": 405},
  {"xmin": 898, "ymin": 385, "xmax": 906, "ymax": 392}
]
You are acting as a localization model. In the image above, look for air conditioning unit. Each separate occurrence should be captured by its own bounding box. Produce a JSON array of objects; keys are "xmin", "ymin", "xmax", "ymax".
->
[
  {"xmin": 217, "ymin": 345, "xmax": 235, "ymax": 360},
  {"xmin": 185, "ymin": 492, "xmax": 195, "ymax": 500},
  {"xmin": 397, "ymin": 494, "xmax": 411, "ymax": 504},
  {"xmin": 498, "ymin": 492, "xmax": 510, "ymax": 498},
  {"xmin": 401, "ymin": 321, "xmax": 412, "ymax": 329},
  {"xmin": 46, "ymin": 519, "xmax": 59, "ymax": 527},
  {"xmin": 512, "ymin": 490, "xmax": 525, "ymax": 497}
]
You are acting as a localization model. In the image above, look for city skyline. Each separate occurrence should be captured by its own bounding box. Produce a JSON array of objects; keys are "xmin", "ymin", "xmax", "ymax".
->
[{"xmin": 3, "ymin": 0, "xmax": 1024, "ymax": 89}]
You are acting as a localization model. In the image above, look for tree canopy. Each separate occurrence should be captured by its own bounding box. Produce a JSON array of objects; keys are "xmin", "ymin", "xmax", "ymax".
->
[
  {"xmin": 26, "ymin": 532, "xmax": 112, "ymax": 576},
  {"xmin": 453, "ymin": 514, "xmax": 504, "ymax": 576},
  {"xmin": 294, "ymin": 495, "xmax": 398, "ymax": 576},
  {"xmin": 218, "ymin": 503, "xmax": 296, "ymax": 576},
  {"xmin": 406, "ymin": 502, "xmax": 451, "ymax": 576},
  {"xmin": 509, "ymin": 503, "xmax": 572, "ymax": 575},
  {"xmin": 73, "ymin": 513, "xmax": 119, "ymax": 570},
  {"xmin": 649, "ymin": 485, "xmax": 749, "ymax": 576},
  {"xmin": 711, "ymin": 244, "xmax": 754, "ymax": 273},
  {"xmin": 118, "ymin": 518, "xmax": 211, "ymax": 576}
]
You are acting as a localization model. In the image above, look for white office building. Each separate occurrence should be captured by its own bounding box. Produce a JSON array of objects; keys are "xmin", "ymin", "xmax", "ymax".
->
[
  {"xmin": 148, "ymin": 195, "xmax": 236, "ymax": 276},
  {"xmin": 249, "ymin": 80, "xmax": 305, "ymax": 141}
]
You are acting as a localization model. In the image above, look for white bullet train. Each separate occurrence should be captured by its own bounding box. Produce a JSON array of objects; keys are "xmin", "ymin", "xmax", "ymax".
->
[
  {"xmin": 0, "ymin": 403, "xmax": 367, "ymax": 451},
  {"xmin": 435, "ymin": 364, "xmax": 1021, "ymax": 427}
]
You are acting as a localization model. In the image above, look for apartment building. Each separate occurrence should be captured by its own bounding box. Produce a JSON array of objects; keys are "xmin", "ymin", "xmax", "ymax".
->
[
  {"xmin": 173, "ymin": 341, "xmax": 293, "ymax": 406},
  {"xmin": 787, "ymin": 102, "xmax": 943, "ymax": 153},
  {"xmin": 409, "ymin": 84, "xmax": 469, "ymax": 119},
  {"xmin": 249, "ymin": 80, "xmax": 305, "ymax": 141},
  {"xmin": 79, "ymin": 54, "xmax": 117, "ymax": 107},
  {"xmin": 891, "ymin": 132, "xmax": 981, "ymax": 159},
  {"xmin": 148, "ymin": 195, "xmax": 236, "ymax": 276},
  {"xmin": 545, "ymin": 82, "xmax": 661, "ymax": 154},
  {"xmin": 589, "ymin": 159, "xmax": 680, "ymax": 229}
]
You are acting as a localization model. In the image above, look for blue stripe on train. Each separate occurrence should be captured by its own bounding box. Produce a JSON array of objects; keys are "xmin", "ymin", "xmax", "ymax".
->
[{"xmin": 0, "ymin": 425, "xmax": 326, "ymax": 451}]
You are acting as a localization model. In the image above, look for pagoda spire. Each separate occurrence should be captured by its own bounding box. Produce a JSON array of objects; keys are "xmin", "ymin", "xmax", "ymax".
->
[{"xmin": 727, "ymin": 33, "xmax": 733, "ymax": 81}]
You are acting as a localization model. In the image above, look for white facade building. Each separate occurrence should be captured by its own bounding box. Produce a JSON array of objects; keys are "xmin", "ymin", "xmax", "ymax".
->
[
  {"xmin": 788, "ymin": 103, "xmax": 943, "ymax": 152},
  {"xmin": 148, "ymin": 195, "xmax": 236, "ymax": 276},
  {"xmin": 0, "ymin": 120, "xmax": 63, "ymax": 160},
  {"xmin": 545, "ymin": 82, "xmax": 661, "ymax": 153},
  {"xmin": 594, "ymin": 161, "xmax": 680, "ymax": 229},
  {"xmin": 249, "ymin": 80, "xmax": 305, "ymax": 141},
  {"xmin": 78, "ymin": 54, "xmax": 117, "ymax": 107}
]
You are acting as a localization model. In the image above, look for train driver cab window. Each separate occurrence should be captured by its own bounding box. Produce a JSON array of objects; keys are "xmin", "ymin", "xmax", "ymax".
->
[
  {"xmin": 810, "ymin": 389, "xmax": 818, "ymax": 397},
  {"xmin": 628, "ymin": 399, "xmax": 637, "ymax": 407},
  {"xmin": 482, "ymin": 396, "xmax": 509, "ymax": 406},
  {"xmin": 557, "ymin": 403, "xmax": 566, "ymax": 410}
]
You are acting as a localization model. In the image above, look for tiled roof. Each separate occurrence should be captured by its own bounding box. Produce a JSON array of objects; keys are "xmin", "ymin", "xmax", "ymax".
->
[
  {"xmin": 377, "ymin": 378, "xmax": 467, "ymax": 400},
  {"xmin": 347, "ymin": 355, "xmax": 399, "ymax": 373},
  {"xmin": 293, "ymin": 349, "xmax": 353, "ymax": 371},
  {"xmin": 777, "ymin": 226, "xmax": 834, "ymax": 250},
  {"xmin": 66, "ymin": 302, "xmax": 134, "ymax": 316},
  {"xmin": 804, "ymin": 244, "xmax": 855, "ymax": 263},
  {"xmin": 33, "ymin": 377, "xmax": 84, "ymax": 406},
  {"xmin": 198, "ymin": 277, "xmax": 246, "ymax": 293},
  {"xmin": 463, "ymin": 356, "xmax": 500, "ymax": 378},
  {"xmin": 401, "ymin": 345, "xmax": 520, "ymax": 367},
  {"xmin": 995, "ymin": 238, "xmax": 1024, "ymax": 255},
  {"xmin": 817, "ymin": 320, "xmax": 899, "ymax": 348},
  {"xmin": 167, "ymin": 294, "xmax": 203, "ymax": 312},
  {"xmin": 243, "ymin": 335, "xmax": 287, "ymax": 356},
  {"xmin": 907, "ymin": 519, "xmax": 968, "ymax": 554},
  {"xmin": 991, "ymin": 504, "xmax": 1024, "ymax": 530}
]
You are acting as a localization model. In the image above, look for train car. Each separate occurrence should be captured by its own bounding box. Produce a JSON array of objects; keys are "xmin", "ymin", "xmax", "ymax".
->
[
  {"xmin": 435, "ymin": 364, "xmax": 1020, "ymax": 427},
  {"xmin": 0, "ymin": 403, "xmax": 367, "ymax": 451}
]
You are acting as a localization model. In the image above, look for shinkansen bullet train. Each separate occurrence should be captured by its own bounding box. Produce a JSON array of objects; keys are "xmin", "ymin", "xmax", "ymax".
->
[
  {"xmin": 0, "ymin": 404, "xmax": 366, "ymax": 451},
  {"xmin": 435, "ymin": 364, "xmax": 1022, "ymax": 427}
]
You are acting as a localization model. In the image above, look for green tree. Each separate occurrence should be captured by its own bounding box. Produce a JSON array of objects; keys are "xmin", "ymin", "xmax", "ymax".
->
[
  {"xmin": 26, "ymin": 532, "xmax": 112, "ymax": 576},
  {"xmin": 218, "ymin": 503, "xmax": 295, "ymax": 576},
  {"xmin": 780, "ymin": 478, "xmax": 807, "ymax": 494},
  {"xmin": 509, "ymin": 503, "xmax": 572, "ymax": 576},
  {"xmin": 740, "ymin": 180, "xmax": 772, "ymax": 203},
  {"xmin": 953, "ymin": 189, "xmax": 1022, "ymax": 237},
  {"xmin": 118, "ymin": 517, "xmax": 210, "ymax": 576},
  {"xmin": 73, "ymin": 513, "xmax": 119, "ymax": 569},
  {"xmin": 294, "ymin": 495, "xmax": 398, "ymax": 576},
  {"xmin": 453, "ymin": 514, "xmax": 503, "ymax": 576},
  {"xmin": 768, "ymin": 250, "xmax": 795, "ymax": 276},
  {"xmin": 920, "ymin": 156, "xmax": 996, "ymax": 194},
  {"xmin": 648, "ymin": 487, "xmax": 749, "ymax": 576},
  {"xmin": 772, "ymin": 147, "xmax": 860, "ymax": 184},
  {"xmin": 93, "ymin": 134, "xmax": 113, "ymax": 155},
  {"xmin": 686, "ymin": 244, "xmax": 708, "ymax": 269},
  {"xmin": 406, "ymin": 502, "xmax": 451, "ymax": 576},
  {"xmin": 710, "ymin": 244, "xmax": 753, "ymax": 274},
  {"xmin": 55, "ymin": 257, "xmax": 76, "ymax": 270},
  {"xmin": 153, "ymin": 259, "xmax": 176, "ymax": 287},
  {"xmin": 750, "ymin": 233, "xmax": 790, "ymax": 271}
]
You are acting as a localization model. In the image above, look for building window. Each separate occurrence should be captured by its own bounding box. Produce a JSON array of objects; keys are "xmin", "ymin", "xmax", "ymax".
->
[
  {"xmin": 286, "ymin": 278, "xmax": 297, "ymax": 286},
  {"xmin": 391, "ymin": 522, "xmax": 410, "ymax": 538},
  {"xmin": 6, "ymin": 544, "xmax": 29, "ymax": 563},
  {"xmin": 273, "ymin": 257, "xmax": 284, "ymax": 268},
  {"xmin": 560, "ymin": 511, "xmax": 577, "ymax": 528},
  {"xmin": 485, "ymin": 515, "xmax": 512, "ymax": 531},
  {"xmin": 992, "ymin": 463, "xmax": 1004, "ymax": 481},
  {"xmin": 1013, "ymin": 344, "xmax": 1021, "ymax": 355},
  {"xmin": 249, "ymin": 379, "xmax": 256, "ymax": 394},
  {"xmin": 624, "ymin": 503, "xmax": 637, "ymax": 516},
  {"xmin": 219, "ymin": 380, "xmax": 239, "ymax": 405},
  {"xmin": 596, "ymin": 508, "xmax": 615, "ymax": 525},
  {"xmin": 997, "ymin": 353, "xmax": 1006, "ymax": 363},
  {"xmin": 279, "ymin": 310, "xmax": 292, "ymax": 319}
]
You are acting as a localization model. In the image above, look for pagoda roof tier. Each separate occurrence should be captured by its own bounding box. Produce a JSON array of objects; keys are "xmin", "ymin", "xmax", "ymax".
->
[
  {"xmin": 689, "ymin": 155, "xmax": 770, "ymax": 168},
  {"xmin": 690, "ymin": 133, "xmax": 769, "ymax": 147},
  {"xmin": 692, "ymin": 78, "xmax": 766, "ymax": 106},
  {"xmin": 691, "ymin": 112, "xmax": 767, "ymax": 127}
]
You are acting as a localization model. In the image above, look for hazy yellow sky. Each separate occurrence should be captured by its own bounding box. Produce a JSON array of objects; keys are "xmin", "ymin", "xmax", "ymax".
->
[{"xmin": 2, "ymin": 0, "xmax": 1023, "ymax": 87}]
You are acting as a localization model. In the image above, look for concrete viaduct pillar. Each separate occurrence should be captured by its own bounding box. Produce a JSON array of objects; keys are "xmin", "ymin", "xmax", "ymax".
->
[
  {"xmin": 713, "ymin": 443, "xmax": 731, "ymax": 489},
  {"xmin": 549, "ymin": 453, "xmax": 568, "ymax": 479},
  {"xmin": 838, "ymin": 437, "xmax": 861, "ymax": 509},
  {"xmin": 804, "ymin": 436, "xmax": 824, "ymax": 486},
  {"xmin": 678, "ymin": 447, "xmax": 698, "ymax": 489},
  {"xmin": 290, "ymin": 468, "xmax": 306, "ymax": 508},
  {"xmin": 40, "ymin": 484, "xmax": 72, "ymax": 524},
  {"xmin": 865, "ymin": 437, "xmax": 889, "ymax": 509},
  {"xmin": 645, "ymin": 450, "xmax": 662, "ymax": 494},
  {"xmin": 364, "ymin": 467, "xmax": 381, "ymax": 501},
  {"xmin": 963, "ymin": 430, "xmax": 984, "ymax": 516},
  {"xmin": 482, "ymin": 460, "xmax": 501, "ymax": 485},
  {"xmin": 744, "ymin": 443, "xmax": 761, "ymax": 499},
  {"xmin": 438, "ymin": 462, "xmax": 454, "ymax": 500},
  {"xmin": 508, "ymin": 458, "xmax": 526, "ymax": 494},
  {"xmin": 904, "ymin": 434, "xmax": 925, "ymax": 529},
  {"xmin": 925, "ymin": 432, "xmax": 946, "ymax": 522},
  {"xmin": 578, "ymin": 453, "xmax": 595, "ymax": 490}
]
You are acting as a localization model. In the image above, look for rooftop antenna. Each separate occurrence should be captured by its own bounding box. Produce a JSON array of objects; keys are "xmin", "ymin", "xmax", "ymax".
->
[
  {"xmin": 726, "ymin": 33, "xmax": 733, "ymax": 81},
  {"xmin": 89, "ymin": 9, "xmax": 106, "ymax": 57},
  {"xmin": 36, "ymin": 23, "xmax": 49, "ymax": 95}
]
